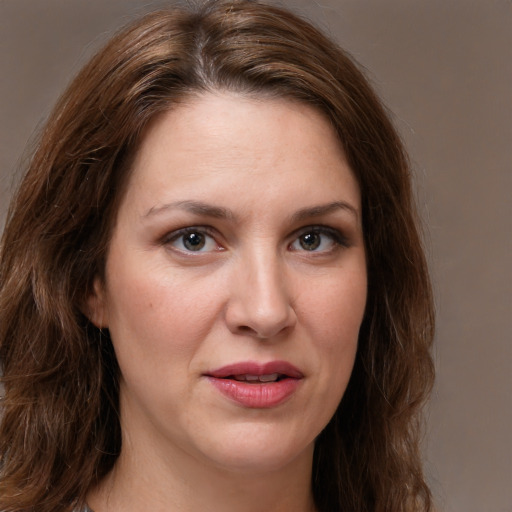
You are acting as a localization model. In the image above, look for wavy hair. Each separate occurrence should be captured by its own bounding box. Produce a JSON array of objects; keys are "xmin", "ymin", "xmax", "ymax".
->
[{"xmin": 0, "ymin": 1, "xmax": 434, "ymax": 511}]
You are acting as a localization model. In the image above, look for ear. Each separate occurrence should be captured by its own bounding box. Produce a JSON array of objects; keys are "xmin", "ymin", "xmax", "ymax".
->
[{"xmin": 84, "ymin": 276, "xmax": 109, "ymax": 328}]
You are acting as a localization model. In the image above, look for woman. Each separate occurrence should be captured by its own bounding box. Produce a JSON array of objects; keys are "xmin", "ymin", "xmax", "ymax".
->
[{"xmin": 0, "ymin": 1, "xmax": 434, "ymax": 511}]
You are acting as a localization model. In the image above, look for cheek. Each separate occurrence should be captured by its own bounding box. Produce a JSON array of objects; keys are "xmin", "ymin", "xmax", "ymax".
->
[
  {"xmin": 104, "ymin": 259, "xmax": 224, "ymax": 362},
  {"xmin": 304, "ymin": 268, "xmax": 367, "ymax": 344},
  {"xmin": 289, "ymin": 269, "xmax": 366, "ymax": 438},
  {"xmin": 301, "ymin": 267, "xmax": 367, "ymax": 390}
]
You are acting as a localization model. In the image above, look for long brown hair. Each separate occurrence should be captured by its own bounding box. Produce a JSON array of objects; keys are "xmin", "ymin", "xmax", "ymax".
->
[{"xmin": 0, "ymin": 1, "xmax": 434, "ymax": 510}]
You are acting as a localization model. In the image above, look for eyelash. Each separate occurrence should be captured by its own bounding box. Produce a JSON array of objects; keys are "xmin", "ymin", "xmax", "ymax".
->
[
  {"xmin": 290, "ymin": 226, "xmax": 349, "ymax": 253},
  {"xmin": 161, "ymin": 226, "xmax": 221, "ymax": 253},
  {"xmin": 161, "ymin": 225, "xmax": 349, "ymax": 254}
]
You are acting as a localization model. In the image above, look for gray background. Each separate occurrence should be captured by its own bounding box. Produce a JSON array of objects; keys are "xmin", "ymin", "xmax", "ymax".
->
[{"xmin": 0, "ymin": 1, "xmax": 510, "ymax": 510}]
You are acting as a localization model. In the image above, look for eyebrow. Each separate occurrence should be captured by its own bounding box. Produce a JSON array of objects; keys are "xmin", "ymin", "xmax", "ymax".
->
[
  {"xmin": 290, "ymin": 201, "xmax": 359, "ymax": 223},
  {"xmin": 143, "ymin": 200, "xmax": 235, "ymax": 220},
  {"xmin": 143, "ymin": 199, "xmax": 358, "ymax": 223}
]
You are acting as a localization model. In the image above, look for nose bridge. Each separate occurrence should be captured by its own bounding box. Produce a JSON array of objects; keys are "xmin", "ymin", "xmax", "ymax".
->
[
  {"xmin": 226, "ymin": 242, "xmax": 295, "ymax": 338},
  {"xmin": 248, "ymin": 245, "xmax": 286, "ymax": 309}
]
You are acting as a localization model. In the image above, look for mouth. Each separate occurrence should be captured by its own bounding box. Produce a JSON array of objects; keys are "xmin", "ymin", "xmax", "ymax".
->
[
  {"xmin": 230, "ymin": 373, "xmax": 286, "ymax": 383},
  {"xmin": 204, "ymin": 361, "xmax": 303, "ymax": 408},
  {"xmin": 206, "ymin": 361, "xmax": 303, "ymax": 381}
]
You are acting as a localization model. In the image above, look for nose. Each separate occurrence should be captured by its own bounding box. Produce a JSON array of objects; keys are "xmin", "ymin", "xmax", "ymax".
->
[{"xmin": 224, "ymin": 250, "xmax": 296, "ymax": 339}]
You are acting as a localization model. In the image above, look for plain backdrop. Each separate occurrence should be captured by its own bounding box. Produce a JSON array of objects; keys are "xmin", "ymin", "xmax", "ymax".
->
[{"xmin": 1, "ymin": 1, "xmax": 511, "ymax": 510}]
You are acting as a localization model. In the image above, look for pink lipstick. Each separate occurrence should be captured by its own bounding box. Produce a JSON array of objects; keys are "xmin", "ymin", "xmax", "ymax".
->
[{"xmin": 205, "ymin": 361, "xmax": 303, "ymax": 408}]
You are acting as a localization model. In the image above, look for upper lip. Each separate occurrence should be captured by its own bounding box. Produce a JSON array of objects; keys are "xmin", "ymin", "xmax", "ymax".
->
[{"xmin": 205, "ymin": 361, "xmax": 303, "ymax": 379}]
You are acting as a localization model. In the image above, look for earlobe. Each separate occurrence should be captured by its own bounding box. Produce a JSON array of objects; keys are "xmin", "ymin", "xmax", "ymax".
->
[{"xmin": 84, "ymin": 277, "xmax": 109, "ymax": 328}]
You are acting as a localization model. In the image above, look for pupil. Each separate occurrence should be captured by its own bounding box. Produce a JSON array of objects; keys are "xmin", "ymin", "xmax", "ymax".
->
[
  {"xmin": 300, "ymin": 232, "xmax": 320, "ymax": 250},
  {"xmin": 183, "ymin": 232, "xmax": 205, "ymax": 251}
]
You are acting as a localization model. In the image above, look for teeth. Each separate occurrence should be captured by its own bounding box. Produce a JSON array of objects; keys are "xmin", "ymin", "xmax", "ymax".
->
[
  {"xmin": 259, "ymin": 373, "xmax": 280, "ymax": 382},
  {"xmin": 232, "ymin": 373, "xmax": 280, "ymax": 383}
]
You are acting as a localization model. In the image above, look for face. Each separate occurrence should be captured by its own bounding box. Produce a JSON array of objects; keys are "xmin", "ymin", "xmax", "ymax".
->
[{"xmin": 88, "ymin": 92, "xmax": 367, "ymax": 475}]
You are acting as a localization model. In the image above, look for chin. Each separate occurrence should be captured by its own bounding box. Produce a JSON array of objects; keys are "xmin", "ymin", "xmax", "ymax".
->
[{"xmin": 196, "ymin": 427, "xmax": 315, "ymax": 475}]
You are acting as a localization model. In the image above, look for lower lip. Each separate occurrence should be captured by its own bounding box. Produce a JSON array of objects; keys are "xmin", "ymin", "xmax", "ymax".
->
[{"xmin": 206, "ymin": 377, "xmax": 301, "ymax": 408}]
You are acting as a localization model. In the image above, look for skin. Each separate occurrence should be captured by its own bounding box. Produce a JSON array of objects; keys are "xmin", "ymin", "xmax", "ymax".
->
[{"xmin": 87, "ymin": 92, "xmax": 367, "ymax": 512}]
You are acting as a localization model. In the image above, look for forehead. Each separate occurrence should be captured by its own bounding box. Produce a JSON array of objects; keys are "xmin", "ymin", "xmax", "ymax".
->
[
  {"xmin": 136, "ymin": 92, "xmax": 342, "ymax": 161},
  {"xmin": 122, "ymin": 92, "xmax": 360, "ymax": 219}
]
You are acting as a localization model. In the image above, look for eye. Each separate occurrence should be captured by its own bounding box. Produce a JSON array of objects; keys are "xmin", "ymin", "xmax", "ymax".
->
[
  {"xmin": 165, "ymin": 228, "xmax": 220, "ymax": 253},
  {"xmin": 289, "ymin": 227, "xmax": 347, "ymax": 253}
]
